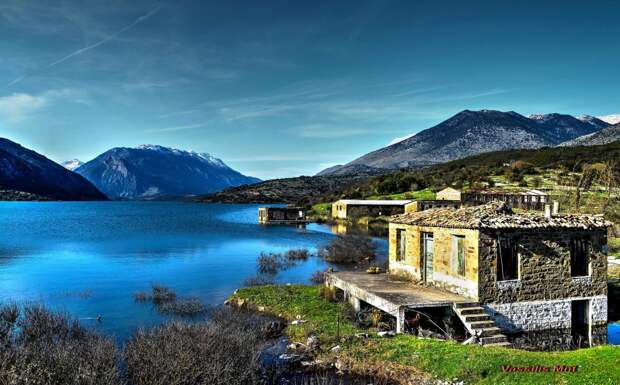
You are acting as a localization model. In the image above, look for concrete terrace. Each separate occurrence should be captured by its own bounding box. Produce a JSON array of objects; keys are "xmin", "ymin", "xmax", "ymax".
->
[{"xmin": 326, "ymin": 271, "xmax": 473, "ymax": 332}]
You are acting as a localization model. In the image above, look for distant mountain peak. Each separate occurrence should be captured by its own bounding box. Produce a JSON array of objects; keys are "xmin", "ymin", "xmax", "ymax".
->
[
  {"xmin": 318, "ymin": 109, "xmax": 605, "ymax": 176},
  {"xmin": 76, "ymin": 144, "xmax": 260, "ymax": 199},
  {"xmin": 61, "ymin": 159, "xmax": 83, "ymax": 171}
]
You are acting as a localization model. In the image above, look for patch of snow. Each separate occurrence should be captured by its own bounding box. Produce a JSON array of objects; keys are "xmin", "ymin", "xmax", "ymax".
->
[
  {"xmin": 598, "ymin": 114, "xmax": 620, "ymax": 125},
  {"xmin": 388, "ymin": 133, "xmax": 416, "ymax": 146},
  {"xmin": 61, "ymin": 159, "xmax": 83, "ymax": 171}
]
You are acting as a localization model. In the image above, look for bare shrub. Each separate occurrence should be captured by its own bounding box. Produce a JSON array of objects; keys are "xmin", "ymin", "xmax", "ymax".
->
[
  {"xmin": 156, "ymin": 297, "xmax": 207, "ymax": 316},
  {"xmin": 309, "ymin": 270, "xmax": 326, "ymax": 284},
  {"xmin": 0, "ymin": 304, "xmax": 120, "ymax": 385},
  {"xmin": 152, "ymin": 284, "xmax": 177, "ymax": 303},
  {"xmin": 319, "ymin": 234, "xmax": 376, "ymax": 264},
  {"xmin": 258, "ymin": 252, "xmax": 285, "ymax": 274},
  {"xmin": 286, "ymin": 248, "xmax": 310, "ymax": 261},
  {"xmin": 244, "ymin": 274, "xmax": 277, "ymax": 287},
  {"xmin": 124, "ymin": 307, "xmax": 277, "ymax": 385}
]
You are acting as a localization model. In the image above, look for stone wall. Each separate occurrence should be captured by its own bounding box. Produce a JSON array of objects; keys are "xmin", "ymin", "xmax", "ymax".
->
[
  {"xmin": 484, "ymin": 296, "xmax": 608, "ymax": 348},
  {"xmin": 477, "ymin": 229, "xmax": 608, "ymax": 304},
  {"xmin": 388, "ymin": 223, "xmax": 479, "ymax": 298},
  {"xmin": 483, "ymin": 296, "xmax": 607, "ymax": 332}
]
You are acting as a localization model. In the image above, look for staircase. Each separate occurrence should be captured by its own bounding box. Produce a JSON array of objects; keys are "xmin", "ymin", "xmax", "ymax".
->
[{"xmin": 453, "ymin": 302, "xmax": 511, "ymax": 347}]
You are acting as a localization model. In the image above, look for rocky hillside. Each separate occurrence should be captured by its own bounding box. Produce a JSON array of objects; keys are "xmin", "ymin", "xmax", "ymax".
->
[
  {"xmin": 0, "ymin": 138, "xmax": 107, "ymax": 201},
  {"xmin": 76, "ymin": 145, "xmax": 260, "ymax": 199},
  {"xmin": 560, "ymin": 123, "xmax": 620, "ymax": 147},
  {"xmin": 197, "ymin": 175, "xmax": 364, "ymax": 204},
  {"xmin": 319, "ymin": 110, "xmax": 604, "ymax": 176}
]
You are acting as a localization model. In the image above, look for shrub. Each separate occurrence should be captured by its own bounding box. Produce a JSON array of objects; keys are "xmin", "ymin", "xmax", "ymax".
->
[
  {"xmin": 124, "ymin": 307, "xmax": 276, "ymax": 385},
  {"xmin": 134, "ymin": 291, "xmax": 149, "ymax": 302},
  {"xmin": 257, "ymin": 252, "xmax": 285, "ymax": 274},
  {"xmin": 286, "ymin": 248, "xmax": 310, "ymax": 261},
  {"xmin": 244, "ymin": 274, "xmax": 277, "ymax": 287},
  {"xmin": 309, "ymin": 270, "xmax": 326, "ymax": 284},
  {"xmin": 152, "ymin": 284, "xmax": 177, "ymax": 303},
  {"xmin": 319, "ymin": 234, "xmax": 376, "ymax": 264},
  {"xmin": 156, "ymin": 297, "xmax": 207, "ymax": 316},
  {"xmin": 0, "ymin": 304, "xmax": 120, "ymax": 385}
]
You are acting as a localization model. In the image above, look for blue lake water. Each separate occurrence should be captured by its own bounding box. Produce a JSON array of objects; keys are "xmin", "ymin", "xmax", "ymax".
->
[{"xmin": 0, "ymin": 201, "xmax": 386, "ymax": 341}]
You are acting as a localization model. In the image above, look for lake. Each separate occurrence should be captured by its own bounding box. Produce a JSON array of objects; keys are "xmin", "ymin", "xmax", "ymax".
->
[{"xmin": 0, "ymin": 201, "xmax": 386, "ymax": 340}]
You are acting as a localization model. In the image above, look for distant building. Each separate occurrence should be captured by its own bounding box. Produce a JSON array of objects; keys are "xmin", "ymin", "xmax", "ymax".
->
[
  {"xmin": 258, "ymin": 207, "xmax": 306, "ymax": 224},
  {"xmin": 404, "ymin": 200, "xmax": 461, "ymax": 213},
  {"xmin": 462, "ymin": 189, "xmax": 549, "ymax": 210},
  {"xmin": 331, "ymin": 199, "xmax": 412, "ymax": 220},
  {"xmin": 436, "ymin": 187, "xmax": 462, "ymax": 201},
  {"xmin": 388, "ymin": 202, "xmax": 610, "ymax": 349}
]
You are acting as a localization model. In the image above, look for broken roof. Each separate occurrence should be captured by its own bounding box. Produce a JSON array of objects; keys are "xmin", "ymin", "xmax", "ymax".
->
[
  {"xmin": 390, "ymin": 201, "xmax": 611, "ymax": 230},
  {"xmin": 337, "ymin": 199, "xmax": 412, "ymax": 206},
  {"xmin": 464, "ymin": 188, "xmax": 548, "ymax": 196}
]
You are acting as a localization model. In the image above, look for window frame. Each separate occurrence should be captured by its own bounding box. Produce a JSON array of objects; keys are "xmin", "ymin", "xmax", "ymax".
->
[
  {"xmin": 570, "ymin": 237, "xmax": 591, "ymax": 278},
  {"xmin": 497, "ymin": 236, "xmax": 520, "ymax": 282},
  {"xmin": 395, "ymin": 228, "xmax": 407, "ymax": 262},
  {"xmin": 451, "ymin": 234, "xmax": 466, "ymax": 276}
]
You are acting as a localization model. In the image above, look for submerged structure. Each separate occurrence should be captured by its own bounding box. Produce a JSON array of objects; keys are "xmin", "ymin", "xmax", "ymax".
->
[
  {"xmin": 258, "ymin": 207, "xmax": 306, "ymax": 224},
  {"xmin": 328, "ymin": 202, "xmax": 610, "ymax": 350}
]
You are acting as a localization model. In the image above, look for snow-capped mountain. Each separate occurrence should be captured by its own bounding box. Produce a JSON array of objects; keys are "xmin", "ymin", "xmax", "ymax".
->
[
  {"xmin": 318, "ymin": 110, "xmax": 603, "ymax": 176},
  {"xmin": 61, "ymin": 159, "xmax": 84, "ymax": 171},
  {"xmin": 75, "ymin": 145, "xmax": 261, "ymax": 199},
  {"xmin": 598, "ymin": 114, "xmax": 620, "ymax": 125},
  {"xmin": 318, "ymin": 110, "xmax": 600, "ymax": 175},
  {"xmin": 0, "ymin": 138, "xmax": 106, "ymax": 200}
]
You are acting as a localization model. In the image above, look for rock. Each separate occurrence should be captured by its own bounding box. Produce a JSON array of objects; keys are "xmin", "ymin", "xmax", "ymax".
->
[
  {"xmin": 377, "ymin": 331, "xmax": 395, "ymax": 338},
  {"xmin": 257, "ymin": 306, "xmax": 265, "ymax": 312},
  {"xmin": 306, "ymin": 335, "xmax": 320, "ymax": 351},
  {"xmin": 287, "ymin": 342, "xmax": 305, "ymax": 350},
  {"xmin": 278, "ymin": 353, "xmax": 304, "ymax": 363},
  {"xmin": 291, "ymin": 319, "xmax": 306, "ymax": 325},
  {"xmin": 263, "ymin": 320, "xmax": 286, "ymax": 338},
  {"xmin": 354, "ymin": 333, "xmax": 370, "ymax": 339},
  {"xmin": 330, "ymin": 345, "xmax": 341, "ymax": 353}
]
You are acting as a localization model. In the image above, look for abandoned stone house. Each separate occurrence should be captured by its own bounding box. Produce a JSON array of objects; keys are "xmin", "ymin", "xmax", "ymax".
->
[
  {"xmin": 331, "ymin": 199, "xmax": 412, "ymax": 220},
  {"xmin": 436, "ymin": 187, "xmax": 462, "ymax": 201},
  {"xmin": 404, "ymin": 200, "xmax": 461, "ymax": 213},
  {"xmin": 258, "ymin": 206, "xmax": 306, "ymax": 224},
  {"xmin": 461, "ymin": 189, "xmax": 549, "ymax": 210},
  {"xmin": 388, "ymin": 201, "xmax": 610, "ymax": 349}
]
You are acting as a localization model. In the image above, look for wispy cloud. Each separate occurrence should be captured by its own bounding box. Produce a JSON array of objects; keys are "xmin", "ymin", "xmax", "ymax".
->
[
  {"xmin": 144, "ymin": 122, "xmax": 208, "ymax": 133},
  {"xmin": 0, "ymin": 88, "xmax": 75, "ymax": 123},
  {"xmin": 6, "ymin": 4, "xmax": 162, "ymax": 86},
  {"xmin": 0, "ymin": 93, "xmax": 48, "ymax": 123},
  {"xmin": 49, "ymin": 5, "xmax": 161, "ymax": 67}
]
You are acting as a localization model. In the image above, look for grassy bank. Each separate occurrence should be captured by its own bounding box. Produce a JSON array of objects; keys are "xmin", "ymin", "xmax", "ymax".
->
[{"xmin": 232, "ymin": 285, "xmax": 620, "ymax": 385}]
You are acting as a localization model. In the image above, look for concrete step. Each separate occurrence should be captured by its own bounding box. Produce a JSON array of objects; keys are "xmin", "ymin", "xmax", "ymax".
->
[
  {"xmin": 480, "ymin": 335, "xmax": 508, "ymax": 345},
  {"xmin": 464, "ymin": 314, "xmax": 491, "ymax": 322},
  {"xmin": 458, "ymin": 307, "xmax": 487, "ymax": 315},
  {"xmin": 454, "ymin": 302, "xmax": 480, "ymax": 309},
  {"xmin": 468, "ymin": 320, "xmax": 496, "ymax": 329},
  {"xmin": 484, "ymin": 341, "xmax": 512, "ymax": 348},
  {"xmin": 476, "ymin": 327, "xmax": 503, "ymax": 338}
]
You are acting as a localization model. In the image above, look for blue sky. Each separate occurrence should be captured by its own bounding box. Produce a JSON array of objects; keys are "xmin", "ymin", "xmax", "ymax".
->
[{"xmin": 1, "ymin": 0, "xmax": 619, "ymax": 179}]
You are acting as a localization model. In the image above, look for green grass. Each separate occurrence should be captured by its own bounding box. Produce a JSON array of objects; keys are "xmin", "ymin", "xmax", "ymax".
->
[
  {"xmin": 367, "ymin": 188, "xmax": 436, "ymax": 201},
  {"xmin": 233, "ymin": 285, "xmax": 620, "ymax": 385}
]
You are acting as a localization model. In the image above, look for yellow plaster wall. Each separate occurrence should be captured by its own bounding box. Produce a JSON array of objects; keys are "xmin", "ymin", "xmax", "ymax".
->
[{"xmin": 389, "ymin": 223, "xmax": 479, "ymax": 298}]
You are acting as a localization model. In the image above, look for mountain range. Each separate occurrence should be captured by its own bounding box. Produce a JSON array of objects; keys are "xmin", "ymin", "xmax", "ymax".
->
[
  {"xmin": 75, "ymin": 145, "xmax": 260, "ymax": 199},
  {"xmin": 318, "ymin": 110, "xmax": 610, "ymax": 176},
  {"xmin": 561, "ymin": 122, "xmax": 620, "ymax": 147},
  {"xmin": 0, "ymin": 138, "xmax": 106, "ymax": 201}
]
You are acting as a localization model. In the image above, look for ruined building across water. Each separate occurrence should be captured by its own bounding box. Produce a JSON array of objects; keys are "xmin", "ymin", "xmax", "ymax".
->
[
  {"xmin": 258, "ymin": 206, "xmax": 306, "ymax": 224},
  {"xmin": 389, "ymin": 202, "xmax": 610, "ymax": 349},
  {"xmin": 331, "ymin": 199, "xmax": 412, "ymax": 220}
]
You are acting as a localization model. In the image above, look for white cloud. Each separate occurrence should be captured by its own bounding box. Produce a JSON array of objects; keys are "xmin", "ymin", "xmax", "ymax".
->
[
  {"xmin": 0, "ymin": 88, "xmax": 79, "ymax": 124},
  {"xmin": 0, "ymin": 92, "xmax": 48, "ymax": 123},
  {"xmin": 598, "ymin": 114, "xmax": 620, "ymax": 125}
]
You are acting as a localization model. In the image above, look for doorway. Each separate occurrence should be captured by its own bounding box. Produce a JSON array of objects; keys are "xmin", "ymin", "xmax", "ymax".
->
[
  {"xmin": 421, "ymin": 232, "xmax": 434, "ymax": 283},
  {"xmin": 571, "ymin": 300, "xmax": 590, "ymax": 348}
]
